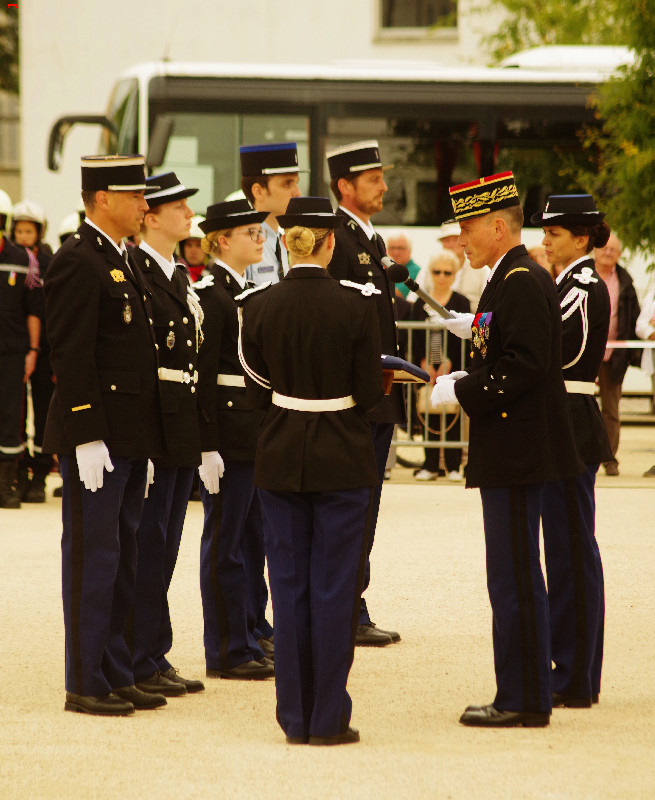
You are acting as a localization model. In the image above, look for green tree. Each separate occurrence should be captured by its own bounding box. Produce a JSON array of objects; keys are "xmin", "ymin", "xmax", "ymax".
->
[
  {"xmin": 484, "ymin": 0, "xmax": 625, "ymax": 63},
  {"xmin": 0, "ymin": 8, "xmax": 18, "ymax": 94}
]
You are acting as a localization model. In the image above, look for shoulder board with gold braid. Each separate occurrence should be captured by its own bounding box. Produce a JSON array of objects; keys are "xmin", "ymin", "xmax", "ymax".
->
[{"xmin": 504, "ymin": 267, "xmax": 530, "ymax": 280}]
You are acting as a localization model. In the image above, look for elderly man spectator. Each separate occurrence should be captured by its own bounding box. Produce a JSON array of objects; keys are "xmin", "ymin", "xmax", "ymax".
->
[
  {"xmin": 386, "ymin": 233, "xmax": 421, "ymax": 299},
  {"xmin": 436, "ymin": 219, "xmax": 489, "ymax": 309},
  {"xmin": 594, "ymin": 233, "xmax": 640, "ymax": 476}
]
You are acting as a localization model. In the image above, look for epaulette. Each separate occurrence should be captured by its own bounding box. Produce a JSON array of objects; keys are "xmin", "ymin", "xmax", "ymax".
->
[
  {"xmin": 339, "ymin": 279, "xmax": 381, "ymax": 296},
  {"xmin": 234, "ymin": 281, "xmax": 273, "ymax": 302},
  {"xmin": 504, "ymin": 267, "xmax": 530, "ymax": 280},
  {"xmin": 192, "ymin": 274, "xmax": 215, "ymax": 291},
  {"xmin": 571, "ymin": 266, "xmax": 598, "ymax": 285}
]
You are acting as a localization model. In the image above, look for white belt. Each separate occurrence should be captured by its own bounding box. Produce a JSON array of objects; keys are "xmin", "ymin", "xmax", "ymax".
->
[
  {"xmin": 271, "ymin": 392, "xmax": 356, "ymax": 411},
  {"xmin": 158, "ymin": 367, "xmax": 198, "ymax": 384},
  {"xmin": 217, "ymin": 373, "xmax": 246, "ymax": 388},
  {"xmin": 564, "ymin": 380, "xmax": 596, "ymax": 395}
]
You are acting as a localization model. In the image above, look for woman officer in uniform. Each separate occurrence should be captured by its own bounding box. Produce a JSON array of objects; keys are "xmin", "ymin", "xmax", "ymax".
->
[
  {"xmin": 532, "ymin": 194, "xmax": 612, "ymax": 708},
  {"xmin": 238, "ymin": 196, "xmax": 384, "ymax": 745}
]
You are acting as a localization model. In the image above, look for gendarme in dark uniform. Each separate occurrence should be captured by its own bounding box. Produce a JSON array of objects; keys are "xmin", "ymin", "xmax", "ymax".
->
[
  {"xmin": 442, "ymin": 172, "xmax": 583, "ymax": 727},
  {"xmin": 531, "ymin": 194, "xmax": 612, "ymax": 708},
  {"xmin": 44, "ymin": 155, "xmax": 166, "ymax": 716},
  {"xmin": 129, "ymin": 172, "xmax": 205, "ymax": 696},
  {"xmin": 326, "ymin": 140, "xmax": 404, "ymax": 646},
  {"xmin": 239, "ymin": 196, "xmax": 383, "ymax": 744}
]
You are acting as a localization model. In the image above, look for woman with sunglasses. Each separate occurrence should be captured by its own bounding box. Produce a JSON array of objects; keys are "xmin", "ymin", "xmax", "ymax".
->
[
  {"xmin": 531, "ymin": 194, "xmax": 612, "ymax": 708},
  {"xmin": 193, "ymin": 200, "xmax": 275, "ymax": 681},
  {"xmin": 412, "ymin": 249, "xmax": 470, "ymax": 481}
]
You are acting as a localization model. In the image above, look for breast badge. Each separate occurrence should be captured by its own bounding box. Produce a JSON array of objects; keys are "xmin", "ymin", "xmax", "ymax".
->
[
  {"xmin": 358, "ymin": 252, "xmax": 371, "ymax": 265},
  {"xmin": 122, "ymin": 298, "xmax": 132, "ymax": 325},
  {"xmin": 472, "ymin": 311, "xmax": 492, "ymax": 358},
  {"xmin": 110, "ymin": 269, "xmax": 126, "ymax": 283},
  {"xmin": 166, "ymin": 330, "xmax": 176, "ymax": 349}
]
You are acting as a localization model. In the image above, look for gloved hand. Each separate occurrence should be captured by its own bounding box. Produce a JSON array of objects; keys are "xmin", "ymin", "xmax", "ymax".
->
[
  {"xmin": 443, "ymin": 311, "xmax": 475, "ymax": 340},
  {"xmin": 441, "ymin": 370, "xmax": 468, "ymax": 382},
  {"xmin": 145, "ymin": 459, "xmax": 155, "ymax": 498},
  {"xmin": 430, "ymin": 377, "xmax": 460, "ymax": 409},
  {"xmin": 76, "ymin": 440, "xmax": 114, "ymax": 492},
  {"xmin": 198, "ymin": 451, "xmax": 225, "ymax": 495}
]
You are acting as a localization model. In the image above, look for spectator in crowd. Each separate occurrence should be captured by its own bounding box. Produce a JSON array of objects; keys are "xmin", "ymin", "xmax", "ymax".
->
[
  {"xmin": 435, "ymin": 218, "xmax": 489, "ymax": 309},
  {"xmin": 386, "ymin": 232, "xmax": 420, "ymax": 299},
  {"xmin": 635, "ymin": 282, "xmax": 655, "ymax": 476},
  {"xmin": 528, "ymin": 244, "xmax": 557, "ymax": 281},
  {"xmin": 412, "ymin": 250, "xmax": 469, "ymax": 481},
  {"xmin": 594, "ymin": 233, "xmax": 641, "ymax": 476},
  {"xmin": 178, "ymin": 215, "xmax": 208, "ymax": 283}
]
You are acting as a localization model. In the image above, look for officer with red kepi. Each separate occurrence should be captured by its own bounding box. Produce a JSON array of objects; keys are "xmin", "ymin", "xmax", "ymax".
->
[{"xmin": 44, "ymin": 154, "xmax": 167, "ymax": 716}]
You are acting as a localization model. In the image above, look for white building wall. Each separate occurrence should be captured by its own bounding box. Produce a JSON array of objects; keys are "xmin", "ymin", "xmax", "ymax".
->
[{"xmin": 19, "ymin": 0, "xmax": 500, "ymax": 246}]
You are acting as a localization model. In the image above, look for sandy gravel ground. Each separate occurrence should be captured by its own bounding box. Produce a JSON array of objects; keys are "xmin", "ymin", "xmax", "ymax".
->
[{"xmin": 1, "ymin": 424, "xmax": 654, "ymax": 800}]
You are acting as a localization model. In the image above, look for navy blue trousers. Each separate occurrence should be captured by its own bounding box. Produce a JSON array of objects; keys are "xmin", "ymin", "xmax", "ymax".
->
[
  {"xmin": 542, "ymin": 464, "xmax": 604, "ymax": 699},
  {"xmin": 131, "ymin": 465, "xmax": 194, "ymax": 683},
  {"xmin": 359, "ymin": 421, "xmax": 394, "ymax": 625},
  {"xmin": 199, "ymin": 460, "xmax": 265, "ymax": 669},
  {"xmin": 480, "ymin": 484, "xmax": 552, "ymax": 714},
  {"xmin": 60, "ymin": 455, "xmax": 147, "ymax": 695},
  {"xmin": 244, "ymin": 489, "xmax": 273, "ymax": 640},
  {"xmin": 260, "ymin": 487, "xmax": 374, "ymax": 740}
]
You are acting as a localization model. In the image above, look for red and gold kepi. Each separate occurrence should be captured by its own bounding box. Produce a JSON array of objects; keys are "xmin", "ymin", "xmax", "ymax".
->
[{"xmin": 449, "ymin": 171, "xmax": 520, "ymax": 221}]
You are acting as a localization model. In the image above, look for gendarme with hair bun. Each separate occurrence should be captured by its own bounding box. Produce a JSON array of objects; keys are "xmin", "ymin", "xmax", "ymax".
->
[
  {"xmin": 530, "ymin": 194, "xmax": 605, "ymax": 227},
  {"xmin": 275, "ymin": 197, "xmax": 343, "ymax": 230}
]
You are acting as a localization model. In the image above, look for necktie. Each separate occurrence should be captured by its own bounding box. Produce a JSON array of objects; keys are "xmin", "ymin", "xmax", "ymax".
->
[{"xmin": 275, "ymin": 236, "xmax": 284, "ymax": 282}]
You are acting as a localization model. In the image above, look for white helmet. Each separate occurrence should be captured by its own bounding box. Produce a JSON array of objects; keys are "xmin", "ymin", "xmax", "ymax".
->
[
  {"xmin": 58, "ymin": 211, "xmax": 82, "ymax": 245},
  {"xmin": 0, "ymin": 188, "xmax": 12, "ymax": 231},
  {"xmin": 188, "ymin": 215, "xmax": 205, "ymax": 240},
  {"xmin": 11, "ymin": 199, "xmax": 47, "ymax": 239}
]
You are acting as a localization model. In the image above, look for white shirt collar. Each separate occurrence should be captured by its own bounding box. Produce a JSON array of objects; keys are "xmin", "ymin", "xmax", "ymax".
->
[
  {"xmin": 215, "ymin": 259, "xmax": 246, "ymax": 289},
  {"xmin": 486, "ymin": 254, "xmax": 507, "ymax": 284},
  {"xmin": 291, "ymin": 263, "xmax": 323, "ymax": 269},
  {"xmin": 556, "ymin": 255, "xmax": 590, "ymax": 285},
  {"xmin": 85, "ymin": 217, "xmax": 129, "ymax": 259},
  {"xmin": 340, "ymin": 206, "xmax": 376, "ymax": 240},
  {"xmin": 139, "ymin": 240, "xmax": 176, "ymax": 281}
]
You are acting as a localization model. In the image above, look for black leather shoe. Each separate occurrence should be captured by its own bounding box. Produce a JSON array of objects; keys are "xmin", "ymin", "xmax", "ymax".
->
[
  {"xmin": 258, "ymin": 636, "xmax": 275, "ymax": 659},
  {"xmin": 309, "ymin": 726, "xmax": 360, "ymax": 746},
  {"xmin": 65, "ymin": 692, "xmax": 134, "ymax": 716},
  {"xmin": 552, "ymin": 692, "xmax": 597, "ymax": 708},
  {"xmin": 286, "ymin": 735, "xmax": 308, "ymax": 745},
  {"xmin": 368, "ymin": 622, "xmax": 401, "ymax": 642},
  {"xmin": 161, "ymin": 667, "xmax": 205, "ymax": 693},
  {"xmin": 136, "ymin": 670, "xmax": 187, "ymax": 697},
  {"xmin": 355, "ymin": 624, "xmax": 393, "ymax": 647},
  {"xmin": 113, "ymin": 685, "xmax": 167, "ymax": 709},
  {"xmin": 206, "ymin": 660, "xmax": 274, "ymax": 680},
  {"xmin": 459, "ymin": 703, "xmax": 550, "ymax": 727},
  {"xmin": 258, "ymin": 657, "xmax": 275, "ymax": 669}
]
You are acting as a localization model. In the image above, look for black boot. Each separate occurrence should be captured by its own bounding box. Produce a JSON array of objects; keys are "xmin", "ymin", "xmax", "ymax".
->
[
  {"xmin": 23, "ymin": 471, "xmax": 47, "ymax": 503},
  {"xmin": 0, "ymin": 461, "xmax": 21, "ymax": 509}
]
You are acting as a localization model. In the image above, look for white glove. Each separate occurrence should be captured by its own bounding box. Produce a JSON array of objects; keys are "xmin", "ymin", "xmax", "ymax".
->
[
  {"xmin": 430, "ymin": 378, "xmax": 459, "ymax": 409},
  {"xmin": 443, "ymin": 311, "xmax": 475, "ymax": 340},
  {"xmin": 145, "ymin": 459, "xmax": 155, "ymax": 498},
  {"xmin": 76, "ymin": 440, "xmax": 114, "ymax": 492},
  {"xmin": 198, "ymin": 451, "xmax": 225, "ymax": 495},
  {"xmin": 440, "ymin": 370, "xmax": 468, "ymax": 382}
]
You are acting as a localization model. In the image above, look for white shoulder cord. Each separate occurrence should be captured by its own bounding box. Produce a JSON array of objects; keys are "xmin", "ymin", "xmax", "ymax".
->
[
  {"xmin": 237, "ymin": 306, "xmax": 271, "ymax": 390},
  {"xmin": 186, "ymin": 284, "xmax": 205, "ymax": 352},
  {"xmin": 560, "ymin": 286, "xmax": 589, "ymax": 369}
]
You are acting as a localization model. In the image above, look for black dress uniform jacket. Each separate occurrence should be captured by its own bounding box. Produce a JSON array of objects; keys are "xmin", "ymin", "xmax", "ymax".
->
[
  {"xmin": 240, "ymin": 267, "xmax": 383, "ymax": 492},
  {"xmin": 0, "ymin": 237, "xmax": 41, "ymax": 355},
  {"xmin": 327, "ymin": 209, "xmax": 405, "ymax": 424},
  {"xmin": 195, "ymin": 263, "xmax": 264, "ymax": 460},
  {"xmin": 558, "ymin": 258, "xmax": 612, "ymax": 465},
  {"xmin": 131, "ymin": 246, "xmax": 202, "ymax": 468},
  {"xmin": 43, "ymin": 222, "xmax": 165, "ymax": 459},
  {"xmin": 455, "ymin": 245, "xmax": 583, "ymax": 488}
]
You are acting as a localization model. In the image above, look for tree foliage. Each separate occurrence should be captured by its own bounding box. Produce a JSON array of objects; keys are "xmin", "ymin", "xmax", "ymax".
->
[
  {"xmin": 483, "ymin": 0, "xmax": 625, "ymax": 63},
  {"xmin": 0, "ymin": 8, "xmax": 19, "ymax": 94}
]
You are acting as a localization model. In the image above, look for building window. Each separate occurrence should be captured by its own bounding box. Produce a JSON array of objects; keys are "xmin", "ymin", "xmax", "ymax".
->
[{"xmin": 380, "ymin": 0, "xmax": 457, "ymax": 30}]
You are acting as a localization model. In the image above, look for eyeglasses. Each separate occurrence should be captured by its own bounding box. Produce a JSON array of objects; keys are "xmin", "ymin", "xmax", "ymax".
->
[
  {"xmin": 233, "ymin": 227, "xmax": 264, "ymax": 242},
  {"xmin": 431, "ymin": 270, "xmax": 453, "ymax": 276}
]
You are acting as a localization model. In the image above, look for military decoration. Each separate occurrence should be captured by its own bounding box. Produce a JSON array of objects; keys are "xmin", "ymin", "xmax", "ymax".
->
[
  {"xmin": 110, "ymin": 269, "xmax": 126, "ymax": 283},
  {"xmin": 8, "ymin": 271, "xmax": 16, "ymax": 286},
  {"xmin": 472, "ymin": 311, "xmax": 492, "ymax": 358},
  {"xmin": 122, "ymin": 298, "xmax": 132, "ymax": 325},
  {"xmin": 357, "ymin": 252, "xmax": 371, "ymax": 265},
  {"xmin": 166, "ymin": 330, "xmax": 175, "ymax": 350}
]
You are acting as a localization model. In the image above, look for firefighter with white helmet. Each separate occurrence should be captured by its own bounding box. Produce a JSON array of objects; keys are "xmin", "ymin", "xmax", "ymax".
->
[{"xmin": 178, "ymin": 215, "xmax": 207, "ymax": 282}]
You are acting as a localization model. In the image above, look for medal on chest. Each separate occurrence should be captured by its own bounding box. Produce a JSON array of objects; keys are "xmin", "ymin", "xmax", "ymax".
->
[
  {"xmin": 472, "ymin": 311, "xmax": 492, "ymax": 358},
  {"xmin": 8, "ymin": 271, "xmax": 16, "ymax": 286},
  {"xmin": 122, "ymin": 294, "xmax": 132, "ymax": 325}
]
